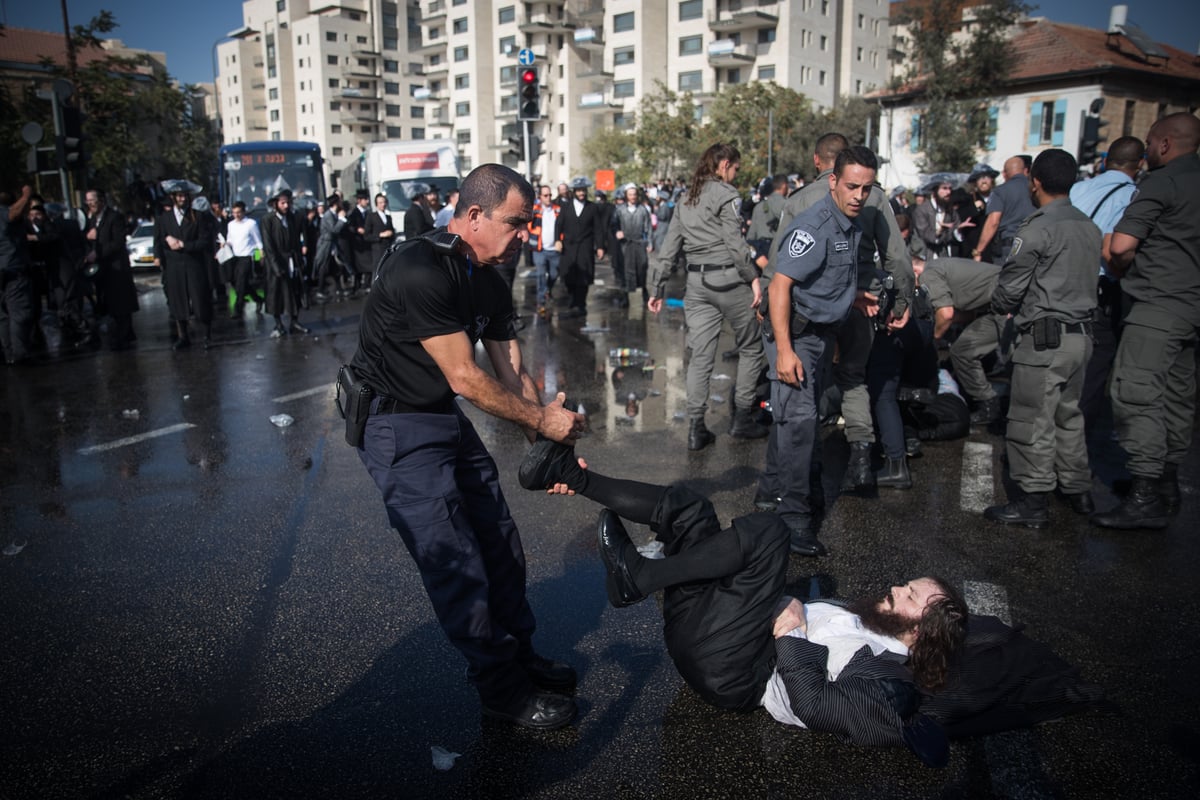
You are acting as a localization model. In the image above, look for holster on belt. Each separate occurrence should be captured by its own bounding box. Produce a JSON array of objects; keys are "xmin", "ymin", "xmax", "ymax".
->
[{"xmin": 335, "ymin": 364, "xmax": 373, "ymax": 448}]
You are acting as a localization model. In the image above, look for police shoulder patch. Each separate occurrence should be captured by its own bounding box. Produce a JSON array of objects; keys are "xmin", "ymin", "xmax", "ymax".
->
[
  {"xmin": 1009, "ymin": 237, "xmax": 1023, "ymax": 259},
  {"xmin": 787, "ymin": 229, "xmax": 817, "ymax": 258}
]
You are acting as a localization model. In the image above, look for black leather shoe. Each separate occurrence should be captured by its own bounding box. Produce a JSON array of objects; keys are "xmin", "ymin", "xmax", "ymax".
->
[
  {"xmin": 482, "ymin": 691, "xmax": 576, "ymax": 730},
  {"xmin": 842, "ymin": 442, "xmax": 875, "ymax": 491},
  {"xmin": 518, "ymin": 437, "xmax": 578, "ymax": 491},
  {"xmin": 522, "ymin": 655, "xmax": 577, "ymax": 694},
  {"xmin": 876, "ymin": 456, "xmax": 912, "ymax": 490},
  {"xmin": 687, "ymin": 418, "xmax": 715, "ymax": 451},
  {"xmin": 984, "ymin": 492, "xmax": 1049, "ymax": 528},
  {"xmin": 970, "ymin": 397, "xmax": 1003, "ymax": 425},
  {"xmin": 1091, "ymin": 477, "xmax": 1169, "ymax": 530},
  {"xmin": 597, "ymin": 509, "xmax": 644, "ymax": 607},
  {"xmin": 788, "ymin": 524, "xmax": 827, "ymax": 557},
  {"xmin": 1064, "ymin": 491, "xmax": 1095, "ymax": 515}
]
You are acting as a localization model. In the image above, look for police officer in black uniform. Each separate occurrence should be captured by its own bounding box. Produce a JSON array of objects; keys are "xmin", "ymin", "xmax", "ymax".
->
[
  {"xmin": 763, "ymin": 146, "xmax": 881, "ymax": 556},
  {"xmin": 348, "ymin": 164, "xmax": 584, "ymax": 730}
]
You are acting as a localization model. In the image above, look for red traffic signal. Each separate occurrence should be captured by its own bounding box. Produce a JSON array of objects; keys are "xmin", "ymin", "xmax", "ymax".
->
[
  {"xmin": 518, "ymin": 66, "xmax": 540, "ymax": 121},
  {"xmin": 521, "ymin": 68, "xmax": 537, "ymax": 85}
]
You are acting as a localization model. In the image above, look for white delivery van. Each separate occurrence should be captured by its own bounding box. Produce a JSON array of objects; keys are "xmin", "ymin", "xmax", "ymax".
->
[{"xmin": 350, "ymin": 141, "xmax": 461, "ymax": 234}]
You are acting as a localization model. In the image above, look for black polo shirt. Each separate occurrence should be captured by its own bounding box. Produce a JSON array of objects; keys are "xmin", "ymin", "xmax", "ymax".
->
[{"xmin": 350, "ymin": 237, "xmax": 517, "ymax": 409}]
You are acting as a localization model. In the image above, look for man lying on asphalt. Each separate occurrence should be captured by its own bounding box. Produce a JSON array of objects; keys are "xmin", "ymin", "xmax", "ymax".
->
[{"xmin": 519, "ymin": 439, "xmax": 1107, "ymax": 760}]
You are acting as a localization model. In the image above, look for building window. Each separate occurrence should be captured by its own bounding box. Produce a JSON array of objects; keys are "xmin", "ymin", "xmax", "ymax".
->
[
  {"xmin": 679, "ymin": 0, "xmax": 702, "ymax": 21},
  {"xmin": 454, "ymin": 46, "xmax": 469, "ymax": 61},
  {"xmin": 758, "ymin": 65, "xmax": 776, "ymax": 81},
  {"xmin": 429, "ymin": 27, "xmax": 441, "ymax": 40},
  {"xmin": 452, "ymin": 18, "xmax": 467, "ymax": 34},
  {"xmin": 270, "ymin": 110, "xmax": 280, "ymax": 121},
  {"xmin": 820, "ymin": 34, "xmax": 827, "ymax": 51},
  {"xmin": 855, "ymin": 80, "xmax": 862, "ymax": 94},
  {"xmin": 500, "ymin": 94, "xmax": 517, "ymax": 113},
  {"xmin": 385, "ymin": 81, "xmax": 400, "ymax": 95},
  {"xmin": 821, "ymin": 0, "xmax": 830, "ymax": 15},
  {"xmin": 277, "ymin": 0, "xmax": 286, "ymax": 11},
  {"xmin": 430, "ymin": 53, "xmax": 442, "ymax": 66},
  {"xmin": 614, "ymin": 12, "xmax": 635, "ymax": 32},
  {"xmin": 614, "ymin": 46, "xmax": 635, "ymax": 66},
  {"xmin": 679, "ymin": 35, "xmax": 702, "ymax": 56},
  {"xmin": 385, "ymin": 103, "xmax": 399, "ymax": 115},
  {"xmin": 858, "ymin": 13, "xmax": 865, "ymax": 29},
  {"xmin": 384, "ymin": 59, "xmax": 398, "ymax": 73},
  {"xmin": 454, "ymin": 74, "xmax": 469, "ymax": 89},
  {"xmin": 500, "ymin": 65, "xmax": 518, "ymax": 84},
  {"xmin": 910, "ymin": 114, "xmax": 922, "ymax": 153},
  {"xmin": 329, "ymin": 78, "xmax": 340, "ymax": 88},
  {"xmin": 818, "ymin": 70, "xmax": 826, "ymax": 86},
  {"xmin": 758, "ymin": 28, "xmax": 776, "ymax": 44},
  {"xmin": 328, "ymin": 55, "xmax": 339, "ymax": 65},
  {"xmin": 499, "ymin": 35, "xmax": 517, "ymax": 55},
  {"xmin": 384, "ymin": 37, "xmax": 397, "ymax": 50},
  {"xmin": 387, "ymin": 126, "xmax": 402, "ymax": 138},
  {"xmin": 383, "ymin": 13, "xmax": 397, "ymax": 28},
  {"xmin": 331, "ymin": 124, "xmax": 342, "ymax": 133},
  {"xmin": 455, "ymin": 101, "xmax": 470, "ymax": 116},
  {"xmin": 727, "ymin": 69, "xmax": 741, "ymax": 85},
  {"xmin": 412, "ymin": 127, "xmax": 425, "ymax": 138},
  {"xmin": 457, "ymin": 130, "xmax": 471, "ymax": 144},
  {"xmin": 332, "ymin": 146, "xmax": 343, "ymax": 157},
  {"xmin": 678, "ymin": 70, "xmax": 702, "ymax": 92},
  {"xmin": 269, "ymin": 87, "xmax": 279, "ymax": 100},
  {"xmin": 325, "ymin": 31, "xmax": 337, "ymax": 42},
  {"xmin": 614, "ymin": 112, "xmax": 630, "ymax": 129},
  {"xmin": 498, "ymin": 5, "xmax": 515, "ymax": 24},
  {"xmin": 856, "ymin": 47, "xmax": 863, "ymax": 62},
  {"xmin": 411, "ymin": 106, "xmax": 424, "ymax": 118},
  {"xmin": 1029, "ymin": 99, "xmax": 1067, "ymax": 146},
  {"xmin": 613, "ymin": 79, "xmax": 635, "ymax": 98},
  {"xmin": 330, "ymin": 101, "xmax": 341, "ymax": 111},
  {"xmin": 356, "ymin": 35, "xmax": 367, "ymax": 44}
]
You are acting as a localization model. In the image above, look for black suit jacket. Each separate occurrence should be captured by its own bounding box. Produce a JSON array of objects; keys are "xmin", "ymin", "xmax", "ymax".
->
[
  {"xmin": 559, "ymin": 198, "xmax": 605, "ymax": 281},
  {"xmin": 347, "ymin": 205, "xmax": 373, "ymax": 272},
  {"xmin": 364, "ymin": 209, "xmax": 395, "ymax": 268},
  {"xmin": 403, "ymin": 204, "xmax": 434, "ymax": 240},
  {"xmin": 154, "ymin": 207, "xmax": 213, "ymax": 272},
  {"xmin": 260, "ymin": 211, "xmax": 304, "ymax": 278}
]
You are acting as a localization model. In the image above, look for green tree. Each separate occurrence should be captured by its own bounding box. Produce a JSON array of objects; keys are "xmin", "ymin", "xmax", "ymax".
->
[
  {"xmin": 894, "ymin": 0, "xmax": 1030, "ymax": 171},
  {"xmin": 633, "ymin": 81, "xmax": 703, "ymax": 180},
  {"xmin": 702, "ymin": 82, "xmax": 818, "ymax": 189},
  {"xmin": 578, "ymin": 126, "xmax": 638, "ymax": 184}
]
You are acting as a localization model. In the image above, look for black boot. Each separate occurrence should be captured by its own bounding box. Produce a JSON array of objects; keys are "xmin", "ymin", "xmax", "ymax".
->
[
  {"xmin": 841, "ymin": 442, "xmax": 875, "ymax": 491},
  {"xmin": 984, "ymin": 490, "xmax": 1049, "ymax": 528},
  {"xmin": 875, "ymin": 455, "xmax": 912, "ymax": 490},
  {"xmin": 730, "ymin": 406, "xmax": 769, "ymax": 440},
  {"xmin": 1159, "ymin": 463, "xmax": 1181, "ymax": 515},
  {"xmin": 1091, "ymin": 477, "xmax": 1169, "ymax": 530},
  {"xmin": 970, "ymin": 396, "xmax": 1002, "ymax": 425},
  {"xmin": 688, "ymin": 417, "xmax": 715, "ymax": 451},
  {"xmin": 1063, "ymin": 491, "xmax": 1095, "ymax": 515},
  {"xmin": 787, "ymin": 521, "xmax": 827, "ymax": 557}
]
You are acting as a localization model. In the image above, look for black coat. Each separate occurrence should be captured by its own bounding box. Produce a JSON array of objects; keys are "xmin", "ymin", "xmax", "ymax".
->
[
  {"xmin": 364, "ymin": 209, "xmax": 396, "ymax": 271},
  {"xmin": 261, "ymin": 211, "xmax": 305, "ymax": 317},
  {"xmin": 403, "ymin": 203, "xmax": 434, "ymax": 241},
  {"xmin": 83, "ymin": 206, "xmax": 138, "ymax": 317},
  {"xmin": 559, "ymin": 198, "xmax": 605, "ymax": 283},
  {"xmin": 155, "ymin": 206, "xmax": 213, "ymax": 323},
  {"xmin": 347, "ymin": 205, "xmax": 374, "ymax": 274}
]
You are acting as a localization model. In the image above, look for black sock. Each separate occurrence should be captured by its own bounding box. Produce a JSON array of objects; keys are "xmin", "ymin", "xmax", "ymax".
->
[
  {"xmin": 625, "ymin": 527, "xmax": 744, "ymax": 595},
  {"xmin": 577, "ymin": 471, "xmax": 663, "ymax": 525}
]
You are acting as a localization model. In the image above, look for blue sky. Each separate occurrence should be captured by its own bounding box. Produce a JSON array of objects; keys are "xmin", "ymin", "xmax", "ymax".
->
[{"xmin": 2, "ymin": 0, "xmax": 1198, "ymax": 86}]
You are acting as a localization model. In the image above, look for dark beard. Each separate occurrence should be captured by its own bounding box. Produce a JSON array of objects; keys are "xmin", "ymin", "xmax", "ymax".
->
[{"xmin": 848, "ymin": 593, "xmax": 917, "ymax": 640}]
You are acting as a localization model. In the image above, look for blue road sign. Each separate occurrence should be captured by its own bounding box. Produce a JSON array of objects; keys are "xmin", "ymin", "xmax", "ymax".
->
[{"xmin": 518, "ymin": 48, "xmax": 535, "ymax": 66}]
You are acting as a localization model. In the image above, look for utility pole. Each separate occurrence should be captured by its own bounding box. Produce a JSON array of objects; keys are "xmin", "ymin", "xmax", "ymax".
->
[{"xmin": 60, "ymin": 0, "xmax": 77, "ymax": 79}]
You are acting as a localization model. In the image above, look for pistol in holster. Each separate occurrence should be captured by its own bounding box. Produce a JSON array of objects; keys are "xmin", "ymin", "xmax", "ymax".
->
[{"xmin": 335, "ymin": 364, "xmax": 373, "ymax": 448}]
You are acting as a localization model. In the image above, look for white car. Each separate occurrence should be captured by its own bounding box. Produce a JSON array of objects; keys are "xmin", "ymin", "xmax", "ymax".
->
[{"xmin": 126, "ymin": 222, "xmax": 157, "ymax": 270}]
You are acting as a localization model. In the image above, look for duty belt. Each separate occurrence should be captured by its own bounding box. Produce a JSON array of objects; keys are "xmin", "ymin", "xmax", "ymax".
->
[
  {"xmin": 686, "ymin": 263, "xmax": 733, "ymax": 273},
  {"xmin": 1061, "ymin": 321, "xmax": 1091, "ymax": 335},
  {"xmin": 372, "ymin": 394, "xmax": 456, "ymax": 415}
]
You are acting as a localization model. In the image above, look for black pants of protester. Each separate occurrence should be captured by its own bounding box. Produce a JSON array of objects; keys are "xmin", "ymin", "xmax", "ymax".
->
[
  {"xmin": 596, "ymin": 480, "xmax": 790, "ymax": 711},
  {"xmin": 0, "ymin": 270, "xmax": 35, "ymax": 362}
]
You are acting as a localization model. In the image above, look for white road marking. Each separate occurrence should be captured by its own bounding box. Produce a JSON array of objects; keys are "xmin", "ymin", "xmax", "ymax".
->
[
  {"xmin": 273, "ymin": 385, "xmax": 335, "ymax": 403},
  {"xmin": 77, "ymin": 423, "xmax": 197, "ymax": 455},
  {"xmin": 960, "ymin": 441, "xmax": 994, "ymax": 513}
]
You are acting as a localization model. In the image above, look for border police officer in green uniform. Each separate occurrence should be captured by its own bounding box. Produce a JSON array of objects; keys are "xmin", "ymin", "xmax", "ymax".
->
[
  {"xmin": 1093, "ymin": 112, "xmax": 1200, "ymax": 530},
  {"xmin": 649, "ymin": 143, "xmax": 768, "ymax": 450},
  {"xmin": 984, "ymin": 149, "xmax": 1100, "ymax": 528}
]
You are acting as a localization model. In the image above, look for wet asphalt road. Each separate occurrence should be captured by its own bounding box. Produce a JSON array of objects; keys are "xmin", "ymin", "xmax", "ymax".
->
[{"xmin": 1, "ymin": 264, "xmax": 1198, "ymax": 799}]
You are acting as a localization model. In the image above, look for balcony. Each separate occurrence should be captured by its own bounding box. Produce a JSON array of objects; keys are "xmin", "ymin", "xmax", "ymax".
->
[
  {"xmin": 341, "ymin": 86, "xmax": 377, "ymax": 99},
  {"xmin": 401, "ymin": 62, "xmax": 424, "ymax": 77},
  {"xmin": 578, "ymin": 92, "xmax": 618, "ymax": 110},
  {"xmin": 519, "ymin": 12, "xmax": 574, "ymax": 35},
  {"xmin": 423, "ymin": 63, "xmax": 449, "ymax": 80},
  {"xmin": 573, "ymin": 1, "xmax": 604, "ymax": 23},
  {"xmin": 709, "ymin": 4, "xmax": 779, "ymax": 33},
  {"xmin": 412, "ymin": 86, "xmax": 447, "ymax": 101},
  {"xmin": 707, "ymin": 40, "xmax": 757, "ymax": 67},
  {"xmin": 424, "ymin": 0, "xmax": 446, "ymax": 22},
  {"xmin": 344, "ymin": 64, "xmax": 378, "ymax": 78},
  {"xmin": 573, "ymin": 27, "xmax": 604, "ymax": 51}
]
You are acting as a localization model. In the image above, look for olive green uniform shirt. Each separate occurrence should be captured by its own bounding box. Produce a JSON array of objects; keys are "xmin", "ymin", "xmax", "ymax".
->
[{"xmin": 649, "ymin": 179, "xmax": 756, "ymax": 295}]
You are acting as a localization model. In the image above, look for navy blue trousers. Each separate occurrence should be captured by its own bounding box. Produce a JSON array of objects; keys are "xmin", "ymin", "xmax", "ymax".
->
[{"xmin": 359, "ymin": 405, "xmax": 537, "ymax": 705}]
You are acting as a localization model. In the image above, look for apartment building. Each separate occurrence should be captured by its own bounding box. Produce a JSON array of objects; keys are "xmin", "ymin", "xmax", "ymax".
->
[{"xmin": 215, "ymin": 0, "xmax": 890, "ymax": 187}]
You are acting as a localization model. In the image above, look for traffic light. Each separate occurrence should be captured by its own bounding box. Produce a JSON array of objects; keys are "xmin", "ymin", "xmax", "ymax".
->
[
  {"xmin": 1079, "ymin": 98, "xmax": 1107, "ymax": 167},
  {"xmin": 528, "ymin": 134, "xmax": 543, "ymax": 162},
  {"xmin": 506, "ymin": 126, "xmax": 525, "ymax": 161},
  {"xmin": 56, "ymin": 106, "xmax": 86, "ymax": 172},
  {"xmin": 517, "ymin": 66, "xmax": 540, "ymax": 121}
]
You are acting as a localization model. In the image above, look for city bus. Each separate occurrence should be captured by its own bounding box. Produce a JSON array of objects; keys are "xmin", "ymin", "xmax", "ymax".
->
[{"xmin": 218, "ymin": 141, "xmax": 326, "ymax": 218}]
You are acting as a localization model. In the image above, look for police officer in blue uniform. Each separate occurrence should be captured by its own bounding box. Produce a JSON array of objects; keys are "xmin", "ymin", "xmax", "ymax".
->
[
  {"xmin": 348, "ymin": 164, "xmax": 585, "ymax": 730},
  {"xmin": 763, "ymin": 146, "xmax": 880, "ymax": 556}
]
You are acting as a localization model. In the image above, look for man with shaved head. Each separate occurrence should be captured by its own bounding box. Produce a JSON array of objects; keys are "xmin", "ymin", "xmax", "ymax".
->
[
  {"xmin": 1094, "ymin": 113, "xmax": 1200, "ymax": 530},
  {"xmin": 972, "ymin": 155, "xmax": 1035, "ymax": 265}
]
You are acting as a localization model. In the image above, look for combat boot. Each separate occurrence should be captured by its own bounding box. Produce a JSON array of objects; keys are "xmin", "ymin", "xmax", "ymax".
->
[
  {"xmin": 984, "ymin": 491, "xmax": 1049, "ymax": 528},
  {"xmin": 970, "ymin": 396, "xmax": 1002, "ymax": 425},
  {"xmin": 1091, "ymin": 477, "xmax": 1169, "ymax": 530},
  {"xmin": 1159, "ymin": 463, "xmax": 1181, "ymax": 515},
  {"xmin": 875, "ymin": 455, "xmax": 912, "ymax": 490},
  {"xmin": 687, "ymin": 417, "xmax": 715, "ymax": 451},
  {"xmin": 841, "ymin": 442, "xmax": 875, "ymax": 491},
  {"xmin": 730, "ymin": 406, "xmax": 769, "ymax": 440}
]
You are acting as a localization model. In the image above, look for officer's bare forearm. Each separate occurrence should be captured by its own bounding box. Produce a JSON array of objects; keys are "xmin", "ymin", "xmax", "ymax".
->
[
  {"xmin": 975, "ymin": 213, "xmax": 1000, "ymax": 257},
  {"xmin": 933, "ymin": 306, "xmax": 954, "ymax": 339}
]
